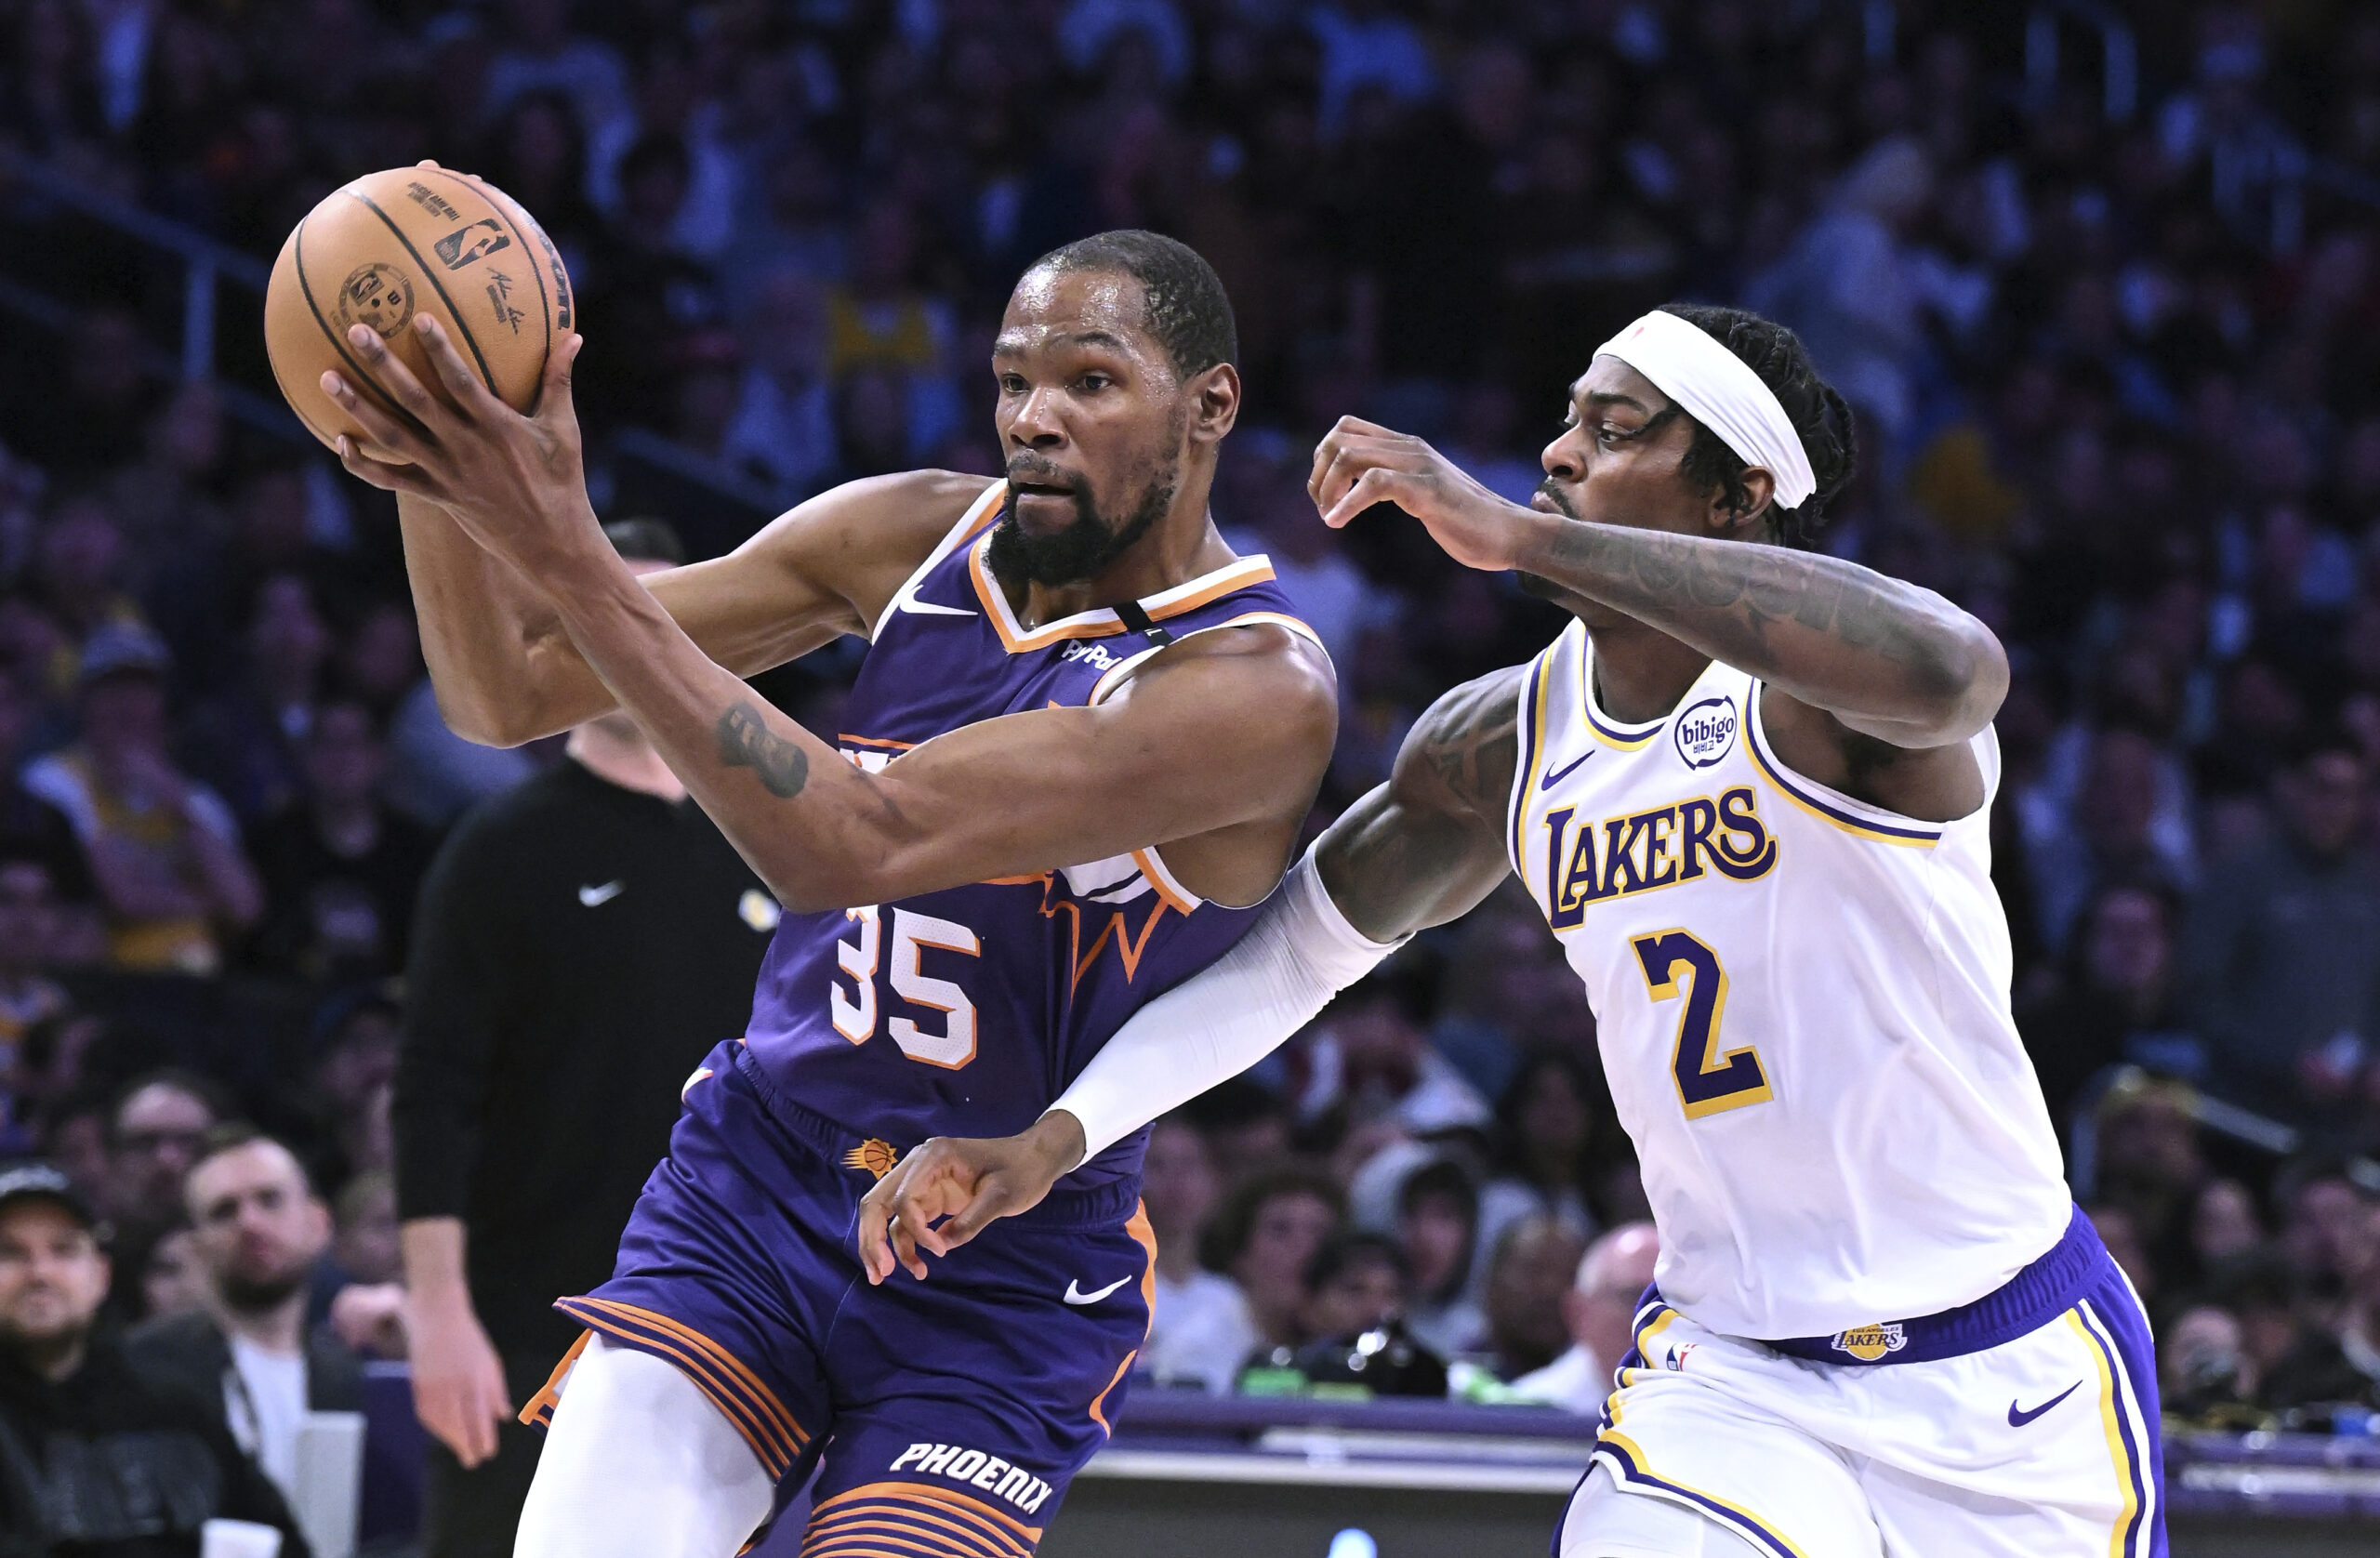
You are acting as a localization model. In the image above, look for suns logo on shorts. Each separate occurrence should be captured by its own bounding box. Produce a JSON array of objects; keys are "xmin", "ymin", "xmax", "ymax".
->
[
  {"xmin": 1831, "ymin": 1322, "xmax": 1909, "ymax": 1362},
  {"xmin": 843, "ymin": 1139, "xmax": 900, "ymax": 1180}
]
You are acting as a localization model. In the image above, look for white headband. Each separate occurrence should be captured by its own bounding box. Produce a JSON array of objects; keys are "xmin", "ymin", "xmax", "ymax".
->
[{"xmin": 1593, "ymin": 310, "xmax": 1817, "ymax": 511}]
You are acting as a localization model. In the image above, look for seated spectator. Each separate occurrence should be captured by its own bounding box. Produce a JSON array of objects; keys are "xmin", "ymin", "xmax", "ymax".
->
[
  {"xmin": 717, "ymin": 269, "xmax": 839, "ymax": 497},
  {"xmin": 1396, "ymin": 1156, "xmax": 1486, "ymax": 1360},
  {"xmin": 104, "ymin": 1069, "xmax": 227, "ymax": 1237},
  {"xmin": 245, "ymin": 700, "xmax": 437, "ymax": 984},
  {"xmin": 0, "ymin": 1161, "xmax": 307, "ymax": 1555},
  {"xmin": 2019, "ymin": 884, "xmax": 2196, "ymax": 1132},
  {"xmin": 1476, "ymin": 1053, "xmax": 1603, "ymax": 1272},
  {"xmin": 1512, "ymin": 1221, "xmax": 1659, "ymax": 1415},
  {"xmin": 2082, "ymin": 1202, "xmax": 2160, "ymax": 1314},
  {"xmin": 2087, "ymin": 1071, "xmax": 2208, "ymax": 1295},
  {"xmin": 126, "ymin": 1128, "xmax": 366, "ymax": 1509},
  {"xmin": 1139, "ymin": 1116, "xmax": 1254, "ymax": 1395},
  {"xmin": 21, "ymin": 625, "xmax": 263, "ymax": 974},
  {"xmin": 2189, "ymin": 1179, "xmax": 2267, "ymax": 1274},
  {"xmin": 0, "ymin": 858, "xmax": 75, "ymax": 1075},
  {"xmin": 1477, "ymin": 1212, "xmax": 1589, "ymax": 1380},
  {"xmin": 2181, "ymin": 729, "xmax": 2380, "ymax": 1116},
  {"xmin": 1202, "ymin": 1164, "xmax": 1343, "ymax": 1362},
  {"xmin": 2161, "ymin": 1304, "xmax": 2267, "ymax": 1426},
  {"xmin": 180, "ymin": 572, "xmax": 332, "ymax": 828},
  {"xmin": 1290, "ymin": 1234, "xmax": 1447, "ymax": 1398},
  {"xmin": 332, "ymin": 1168, "xmax": 400, "ymax": 1288},
  {"xmin": 131, "ymin": 1221, "xmax": 207, "ymax": 1324},
  {"xmin": 2278, "ymin": 1158, "xmax": 2374, "ymax": 1299},
  {"xmin": 0, "ymin": 676, "xmax": 101, "ymax": 959},
  {"xmin": 1290, "ymin": 977, "xmax": 1491, "ymax": 1142}
]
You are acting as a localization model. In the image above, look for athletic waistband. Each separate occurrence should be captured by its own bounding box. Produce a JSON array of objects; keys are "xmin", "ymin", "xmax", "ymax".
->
[
  {"xmin": 1752, "ymin": 1206, "xmax": 2106, "ymax": 1367},
  {"xmin": 727, "ymin": 1044, "xmax": 1143, "ymax": 1226}
]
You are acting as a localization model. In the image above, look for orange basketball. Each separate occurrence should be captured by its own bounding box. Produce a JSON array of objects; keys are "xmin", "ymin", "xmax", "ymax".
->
[{"xmin": 264, "ymin": 165, "xmax": 574, "ymax": 453}]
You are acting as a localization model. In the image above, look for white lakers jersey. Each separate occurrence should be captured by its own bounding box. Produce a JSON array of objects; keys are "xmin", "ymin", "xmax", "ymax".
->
[{"xmin": 1507, "ymin": 621, "xmax": 2070, "ymax": 1340}]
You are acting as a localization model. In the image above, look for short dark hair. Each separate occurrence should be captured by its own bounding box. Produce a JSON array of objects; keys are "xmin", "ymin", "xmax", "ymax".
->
[
  {"xmin": 1304, "ymin": 1230, "xmax": 1406, "ymax": 1295},
  {"xmin": 187, "ymin": 1122, "xmax": 315, "ymax": 1195},
  {"xmin": 603, "ymin": 517, "xmax": 686, "ymax": 566},
  {"xmin": 106, "ymin": 1069, "xmax": 233, "ymax": 1142},
  {"xmin": 1198, "ymin": 1162, "xmax": 1343, "ymax": 1273},
  {"xmin": 1026, "ymin": 230, "xmax": 1237, "ymax": 381},
  {"xmin": 1655, "ymin": 302, "xmax": 1858, "ymax": 550}
]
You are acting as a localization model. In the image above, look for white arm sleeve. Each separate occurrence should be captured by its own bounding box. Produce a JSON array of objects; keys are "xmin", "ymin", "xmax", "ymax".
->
[{"xmin": 1044, "ymin": 842, "xmax": 1407, "ymax": 1167}]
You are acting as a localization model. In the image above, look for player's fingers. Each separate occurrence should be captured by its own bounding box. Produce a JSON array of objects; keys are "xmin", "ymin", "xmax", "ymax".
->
[
  {"xmin": 411, "ymin": 314, "xmax": 504, "ymax": 422},
  {"xmin": 1323, "ymin": 467, "xmax": 1402, "ymax": 530},
  {"xmin": 856, "ymin": 1160, "xmax": 915, "ymax": 1283},
  {"xmin": 886, "ymin": 1200, "xmax": 930, "ymax": 1281},
  {"xmin": 334, "ymin": 436, "xmax": 436, "ymax": 495},
  {"xmin": 1312, "ymin": 436, "xmax": 1384, "ymax": 516},
  {"xmin": 938, "ymin": 1174, "xmax": 1021, "ymax": 1248},
  {"xmin": 319, "ymin": 371, "xmax": 424, "ymax": 461},
  {"xmin": 535, "ymin": 333, "xmax": 581, "ymax": 428}
]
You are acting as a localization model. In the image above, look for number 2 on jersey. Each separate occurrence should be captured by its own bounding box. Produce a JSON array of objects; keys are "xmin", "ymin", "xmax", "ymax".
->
[
  {"xmin": 1631, "ymin": 929, "xmax": 1773, "ymax": 1119},
  {"xmin": 831, "ymin": 905, "xmax": 982, "ymax": 1069}
]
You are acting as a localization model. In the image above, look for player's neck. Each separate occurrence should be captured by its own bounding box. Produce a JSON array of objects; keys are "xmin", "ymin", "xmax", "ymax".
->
[
  {"xmin": 1587, "ymin": 617, "xmax": 1715, "ymax": 724},
  {"xmin": 1012, "ymin": 504, "xmax": 1236, "ymax": 628}
]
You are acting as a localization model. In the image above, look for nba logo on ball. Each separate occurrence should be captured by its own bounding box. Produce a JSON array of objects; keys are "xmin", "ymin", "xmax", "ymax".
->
[{"xmin": 1673, "ymin": 695, "xmax": 1739, "ymax": 769}]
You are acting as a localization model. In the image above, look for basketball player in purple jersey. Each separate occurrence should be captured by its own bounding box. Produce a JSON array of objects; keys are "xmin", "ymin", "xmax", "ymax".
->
[{"xmin": 320, "ymin": 230, "xmax": 1335, "ymax": 1558}]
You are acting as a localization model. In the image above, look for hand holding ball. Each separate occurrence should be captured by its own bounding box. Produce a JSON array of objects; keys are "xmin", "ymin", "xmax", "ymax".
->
[{"xmin": 264, "ymin": 165, "xmax": 574, "ymax": 452}]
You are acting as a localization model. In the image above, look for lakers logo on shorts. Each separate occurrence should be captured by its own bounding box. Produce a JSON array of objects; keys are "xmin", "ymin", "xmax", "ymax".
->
[
  {"xmin": 1831, "ymin": 1322, "xmax": 1908, "ymax": 1362},
  {"xmin": 843, "ymin": 1139, "xmax": 900, "ymax": 1180}
]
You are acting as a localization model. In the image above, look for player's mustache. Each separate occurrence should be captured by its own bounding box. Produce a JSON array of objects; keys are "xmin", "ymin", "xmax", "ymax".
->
[
  {"xmin": 1534, "ymin": 478, "xmax": 1580, "ymax": 520},
  {"xmin": 1006, "ymin": 460, "xmax": 1085, "ymax": 494}
]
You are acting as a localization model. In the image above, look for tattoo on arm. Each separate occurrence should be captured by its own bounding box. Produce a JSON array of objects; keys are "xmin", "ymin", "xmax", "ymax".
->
[
  {"xmin": 715, "ymin": 702, "xmax": 810, "ymax": 799},
  {"xmin": 1325, "ymin": 667, "xmax": 1525, "ymax": 940}
]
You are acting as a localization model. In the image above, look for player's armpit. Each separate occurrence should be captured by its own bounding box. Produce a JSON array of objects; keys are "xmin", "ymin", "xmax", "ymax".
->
[
  {"xmin": 1754, "ymin": 684, "xmax": 1988, "ymax": 825},
  {"xmin": 402, "ymin": 471, "xmax": 991, "ymax": 746},
  {"xmin": 1316, "ymin": 664, "xmax": 1527, "ymax": 943}
]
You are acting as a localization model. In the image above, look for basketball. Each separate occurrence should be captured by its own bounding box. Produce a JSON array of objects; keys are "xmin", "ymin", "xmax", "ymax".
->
[{"xmin": 263, "ymin": 165, "xmax": 573, "ymax": 453}]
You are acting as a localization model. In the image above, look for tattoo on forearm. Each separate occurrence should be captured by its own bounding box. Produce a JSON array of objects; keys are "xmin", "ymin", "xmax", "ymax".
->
[
  {"xmin": 1544, "ymin": 524, "xmax": 1956, "ymax": 691},
  {"xmin": 715, "ymin": 702, "xmax": 810, "ymax": 799}
]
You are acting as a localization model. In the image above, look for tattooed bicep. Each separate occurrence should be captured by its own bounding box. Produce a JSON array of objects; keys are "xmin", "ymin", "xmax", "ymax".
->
[{"xmin": 1395, "ymin": 665, "xmax": 1528, "ymax": 824}]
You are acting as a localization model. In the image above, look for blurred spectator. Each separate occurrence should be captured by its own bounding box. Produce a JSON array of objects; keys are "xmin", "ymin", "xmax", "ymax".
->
[
  {"xmin": 1289, "ymin": 1233, "xmax": 1448, "ymax": 1398},
  {"xmin": 0, "ymin": 860, "xmax": 75, "ymax": 1059},
  {"xmin": 1477, "ymin": 1053, "xmax": 1603, "ymax": 1269},
  {"xmin": 104, "ymin": 1070, "xmax": 226, "ymax": 1236},
  {"xmin": 2020, "ymin": 885, "xmax": 2195, "ymax": 1131},
  {"xmin": 0, "ymin": 678, "xmax": 99, "ymax": 947},
  {"xmin": 332, "ymin": 1168, "xmax": 400, "ymax": 1288},
  {"xmin": 2182, "ymin": 731, "xmax": 2380, "ymax": 1115},
  {"xmin": 718, "ymin": 269, "xmax": 839, "ymax": 496},
  {"xmin": 245, "ymin": 700, "xmax": 437, "ymax": 984},
  {"xmin": 1290, "ymin": 977, "xmax": 1490, "ymax": 1142},
  {"xmin": 0, "ymin": 1161, "xmax": 308, "ymax": 1556},
  {"xmin": 1477, "ymin": 1213, "xmax": 1589, "ymax": 1380},
  {"xmin": 1512, "ymin": 1221, "xmax": 1660, "ymax": 1415},
  {"xmin": 126, "ymin": 1129, "xmax": 366, "ymax": 1510},
  {"xmin": 1395, "ymin": 1156, "xmax": 1485, "ymax": 1360},
  {"xmin": 1203, "ymin": 1164, "xmax": 1342, "ymax": 1358},
  {"xmin": 1140, "ymin": 1116, "xmax": 1254, "ymax": 1395},
  {"xmin": 22, "ymin": 625, "xmax": 263, "ymax": 973},
  {"xmin": 132, "ymin": 1221, "xmax": 206, "ymax": 1324},
  {"xmin": 180, "ymin": 572, "xmax": 333, "ymax": 827}
]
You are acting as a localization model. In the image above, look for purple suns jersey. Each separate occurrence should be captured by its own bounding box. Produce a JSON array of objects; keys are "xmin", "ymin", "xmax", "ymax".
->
[{"xmin": 740, "ymin": 482, "xmax": 1322, "ymax": 1187}]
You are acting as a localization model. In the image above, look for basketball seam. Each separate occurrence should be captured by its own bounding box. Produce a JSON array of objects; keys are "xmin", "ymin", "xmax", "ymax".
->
[
  {"xmin": 291, "ymin": 219, "xmax": 426, "ymax": 437},
  {"xmin": 343, "ymin": 188, "xmax": 500, "ymax": 395},
  {"xmin": 418, "ymin": 167, "xmax": 551, "ymax": 405}
]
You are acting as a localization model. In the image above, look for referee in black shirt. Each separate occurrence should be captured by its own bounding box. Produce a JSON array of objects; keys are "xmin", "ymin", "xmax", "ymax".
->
[{"xmin": 392, "ymin": 520, "xmax": 776, "ymax": 1558}]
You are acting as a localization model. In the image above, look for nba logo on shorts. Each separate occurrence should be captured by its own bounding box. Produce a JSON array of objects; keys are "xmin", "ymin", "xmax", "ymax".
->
[
  {"xmin": 1673, "ymin": 696, "xmax": 1739, "ymax": 769},
  {"xmin": 1830, "ymin": 1323, "xmax": 1908, "ymax": 1362}
]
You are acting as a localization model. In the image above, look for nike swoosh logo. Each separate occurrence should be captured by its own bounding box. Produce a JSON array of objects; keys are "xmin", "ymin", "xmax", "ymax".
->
[
  {"xmin": 894, "ymin": 595, "xmax": 978, "ymax": 617},
  {"xmin": 1540, "ymin": 751, "xmax": 1593, "ymax": 790},
  {"xmin": 577, "ymin": 880, "xmax": 626, "ymax": 907},
  {"xmin": 2007, "ymin": 1380, "xmax": 2082, "ymax": 1427},
  {"xmin": 1063, "ymin": 1276, "xmax": 1131, "ymax": 1305}
]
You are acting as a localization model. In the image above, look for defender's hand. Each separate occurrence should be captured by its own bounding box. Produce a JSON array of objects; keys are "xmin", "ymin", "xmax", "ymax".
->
[
  {"xmin": 1308, "ymin": 416, "xmax": 1538, "ymax": 573},
  {"xmin": 856, "ymin": 1112, "xmax": 1087, "ymax": 1284},
  {"xmin": 321, "ymin": 315, "xmax": 601, "ymax": 579}
]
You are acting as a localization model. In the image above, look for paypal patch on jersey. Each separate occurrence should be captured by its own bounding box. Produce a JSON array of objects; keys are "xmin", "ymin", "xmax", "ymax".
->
[{"xmin": 742, "ymin": 482, "xmax": 1320, "ymax": 1188}]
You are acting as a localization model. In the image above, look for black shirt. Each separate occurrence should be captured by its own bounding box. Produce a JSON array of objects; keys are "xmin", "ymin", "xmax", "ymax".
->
[
  {"xmin": 0, "ymin": 1334, "xmax": 307, "ymax": 1558},
  {"xmin": 392, "ymin": 759, "xmax": 774, "ymax": 1362},
  {"xmin": 244, "ymin": 803, "xmax": 439, "ymax": 983}
]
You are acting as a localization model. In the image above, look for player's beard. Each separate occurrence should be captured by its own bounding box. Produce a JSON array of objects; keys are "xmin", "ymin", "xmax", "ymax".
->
[{"xmin": 989, "ymin": 460, "xmax": 1179, "ymax": 587}]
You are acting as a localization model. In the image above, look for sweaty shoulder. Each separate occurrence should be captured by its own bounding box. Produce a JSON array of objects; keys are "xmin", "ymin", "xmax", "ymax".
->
[{"xmin": 739, "ymin": 469, "xmax": 1000, "ymax": 635}]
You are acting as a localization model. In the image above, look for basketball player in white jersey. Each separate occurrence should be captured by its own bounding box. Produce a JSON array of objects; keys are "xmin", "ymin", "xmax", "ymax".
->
[{"xmin": 862, "ymin": 304, "xmax": 2164, "ymax": 1558}]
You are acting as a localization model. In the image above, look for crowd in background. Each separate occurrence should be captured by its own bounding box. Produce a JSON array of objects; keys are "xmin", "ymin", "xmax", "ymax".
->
[{"xmin": 6, "ymin": 0, "xmax": 2380, "ymax": 1437}]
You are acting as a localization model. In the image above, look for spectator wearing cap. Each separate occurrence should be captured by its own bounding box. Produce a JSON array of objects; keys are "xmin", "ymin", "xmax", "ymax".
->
[
  {"xmin": 20, "ymin": 623, "xmax": 262, "ymax": 973},
  {"xmin": 124, "ymin": 1128, "xmax": 365, "ymax": 1512},
  {"xmin": 1509, "ymin": 1221, "xmax": 1659, "ymax": 1416},
  {"xmin": 392, "ymin": 519, "xmax": 778, "ymax": 1558},
  {"xmin": 0, "ymin": 1161, "xmax": 309, "ymax": 1555}
]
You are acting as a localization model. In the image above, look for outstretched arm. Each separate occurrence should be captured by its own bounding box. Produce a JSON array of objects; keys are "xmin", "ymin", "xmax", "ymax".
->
[
  {"xmin": 1309, "ymin": 418, "xmax": 2006, "ymax": 750},
  {"xmin": 355, "ymin": 323, "xmax": 983, "ymax": 746},
  {"xmin": 327, "ymin": 318, "xmax": 1335, "ymax": 914},
  {"xmin": 853, "ymin": 668, "xmax": 1526, "ymax": 1279}
]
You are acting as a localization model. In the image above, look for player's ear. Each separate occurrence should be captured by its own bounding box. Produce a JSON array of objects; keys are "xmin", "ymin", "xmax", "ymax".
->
[
  {"xmin": 1706, "ymin": 468, "xmax": 1774, "ymax": 539},
  {"xmin": 1188, "ymin": 363, "xmax": 1240, "ymax": 447}
]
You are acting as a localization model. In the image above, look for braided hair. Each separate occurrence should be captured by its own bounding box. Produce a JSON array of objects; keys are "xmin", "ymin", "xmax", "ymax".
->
[{"xmin": 1656, "ymin": 302, "xmax": 1858, "ymax": 550}]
